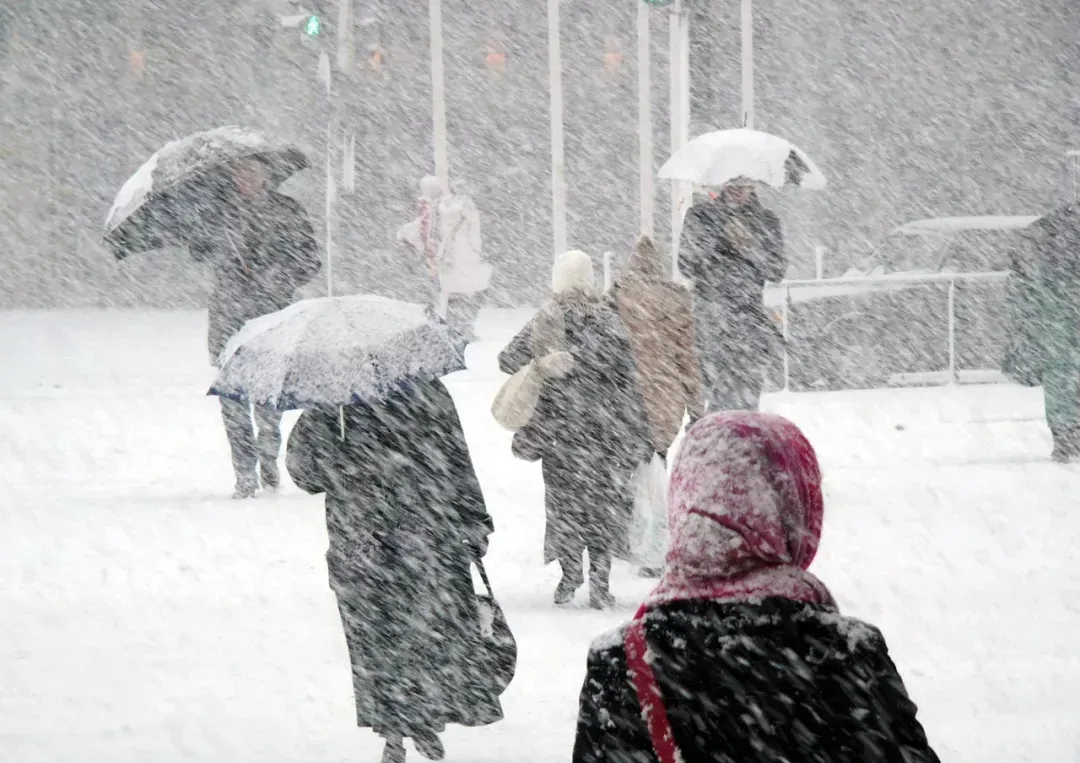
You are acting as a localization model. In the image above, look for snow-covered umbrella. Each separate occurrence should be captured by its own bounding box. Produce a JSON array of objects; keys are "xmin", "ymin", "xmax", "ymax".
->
[
  {"xmin": 104, "ymin": 125, "xmax": 308, "ymax": 260},
  {"xmin": 209, "ymin": 295, "xmax": 467, "ymax": 414},
  {"xmin": 659, "ymin": 128, "xmax": 826, "ymax": 190}
]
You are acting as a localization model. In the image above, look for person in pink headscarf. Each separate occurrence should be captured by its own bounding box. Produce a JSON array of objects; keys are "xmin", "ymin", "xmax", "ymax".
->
[{"xmin": 572, "ymin": 412, "xmax": 939, "ymax": 763}]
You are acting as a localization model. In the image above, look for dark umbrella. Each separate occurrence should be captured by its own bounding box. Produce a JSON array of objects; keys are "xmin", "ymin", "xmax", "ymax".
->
[{"xmin": 103, "ymin": 125, "xmax": 309, "ymax": 260}]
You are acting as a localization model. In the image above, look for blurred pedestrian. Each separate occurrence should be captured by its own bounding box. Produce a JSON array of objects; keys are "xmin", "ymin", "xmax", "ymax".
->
[
  {"xmin": 1005, "ymin": 206, "xmax": 1080, "ymax": 462},
  {"xmin": 573, "ymin": 411, "xmax": 940, "ymax": 763},
  {"xmin": 678, "ymin": 178, "xmax": 786, "ymax": 412},
  {"xmin": 286, "ymin": 379, "xmax": 502, "ymax": 763},
  {"xmin": 505, "ymin": 250, "xmax": 652, "ymax": 608},
  {"xmin": 190, "ymin": 157, "xmax": 320, "ymax": 498},
  {"xmin": 611, "ymin": 235, "xmax": 704, "ymax": 576},
  {"xmin": 400, "ymin": 176, "xmax": 493, "ymax": 340}
]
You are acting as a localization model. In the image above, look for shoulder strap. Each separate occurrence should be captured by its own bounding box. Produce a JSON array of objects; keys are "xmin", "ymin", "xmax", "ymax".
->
[{"xmin": 625, "ymin": 611, "xmax": 681, "ymax": 763}]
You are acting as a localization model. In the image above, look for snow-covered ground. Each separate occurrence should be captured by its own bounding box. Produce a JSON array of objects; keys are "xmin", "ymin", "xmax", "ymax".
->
[{"xmin": 1, "ymin": 308, "xmax": 1078, "ymax": 763}]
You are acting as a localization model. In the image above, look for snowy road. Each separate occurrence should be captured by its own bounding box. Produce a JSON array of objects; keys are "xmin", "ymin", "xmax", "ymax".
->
[{"xmin": 1, "ymin": 309, "xmax": 1078, "ymax": 762}]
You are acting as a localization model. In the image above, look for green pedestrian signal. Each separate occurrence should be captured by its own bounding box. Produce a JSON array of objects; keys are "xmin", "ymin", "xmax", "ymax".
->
[{"xmin": 304, "ymin": 15, "xmax": 321, "ymax": 36}]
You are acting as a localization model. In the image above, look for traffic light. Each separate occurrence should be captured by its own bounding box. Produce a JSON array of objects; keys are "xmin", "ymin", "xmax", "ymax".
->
[{"xmin": 304, "ymin": 14, "xmax": 321, "ymax": 36}]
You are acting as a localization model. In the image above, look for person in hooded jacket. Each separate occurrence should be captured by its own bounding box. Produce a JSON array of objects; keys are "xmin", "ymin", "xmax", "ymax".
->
[
  {"xmin": 503, "ymin": 250, "xmax": 653, "ymax": 609},
  {"xmin": 286, "ymin": 379, "xmax": 501, "ymax": 763},
  {"xmin": 573, "ymin": 411, "xmax": 940, "ymax": 763},
  {"xmin": 611, "ymin": 234, "xmax": 704, "ymax": 576},
  {"xmin": 612, "ymin": 235, "xmax": 705, "ymax": 454},
  {"xmin": 190, "ymin": 157, "xmax": 321, "ymax": 498},
  {"xmin": 678, "ymin": 178, "xmax": 785, "ymax": 413}
]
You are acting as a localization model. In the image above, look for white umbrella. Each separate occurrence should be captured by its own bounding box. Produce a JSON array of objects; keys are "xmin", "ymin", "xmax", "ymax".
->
[
  {"xmin": 659, "ymin": 128, "xmax": 826, "ymax": 190},
  {"xmin": 209, "ymin": 295, "xmax": 466, "ymax": 412}
]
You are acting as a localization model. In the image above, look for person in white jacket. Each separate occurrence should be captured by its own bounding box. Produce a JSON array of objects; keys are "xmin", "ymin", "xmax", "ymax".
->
[{"xmin": 398, "ymin": 176, "xmax": 493, "ymax": 340}]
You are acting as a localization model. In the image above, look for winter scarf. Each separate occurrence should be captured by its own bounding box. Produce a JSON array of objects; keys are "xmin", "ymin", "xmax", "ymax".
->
[
  {"xmin": 643, "ymin": 411, "xmax": 835, "ymax": 610},
  {"xmin": 626, "ymin": 412, "xmax": 835, "ymax": 763}
]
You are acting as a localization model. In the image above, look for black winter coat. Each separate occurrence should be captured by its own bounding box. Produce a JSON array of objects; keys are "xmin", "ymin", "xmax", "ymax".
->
[
  {"xmin": 286, "ymin": 380, "xmax": 502, "ymax": 735},
  {"xmin": 574, "ymin": 598, "xmax": 940, "ymax": 763},
  {"xmin": 678, "ymin": 196, "xmax": 785, "ymax": 308},
  {"xmin": 192, "ymin": 190, "xmax": 320, "ymax": 362},
  {"xmin": 509, "ymin": 299, "xmax": 653, "ymax": 563}
]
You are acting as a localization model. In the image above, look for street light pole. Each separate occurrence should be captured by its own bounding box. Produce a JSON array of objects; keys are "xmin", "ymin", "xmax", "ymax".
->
[
  {"xmin": 669, "ymin": 0, "xmax": 689, "ymax": 271},
  {"xmin": 430, "ymin": 0, "xmax": 449, "ymax": 185},
  {"xmin": 741, "ymin": 0, "xmax": 754, "ymax": 129},
  {"xmin": 637, "ymin": 1, "xmax": 654, "ymax": 239},
  {"xmin": 548, "ymin": 0, "xmax": 567, "ymax": 259}
]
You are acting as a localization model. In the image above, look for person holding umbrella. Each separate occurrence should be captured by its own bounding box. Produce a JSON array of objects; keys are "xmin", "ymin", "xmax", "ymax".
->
[
  {"xmin": 661, "ymin": 129, "xmax": 825, "ymax": 413},
  {"xmin": 104, "ymin": 126, "xmax": 320, "ymax": 498},
  {"xmin": 678, "ymin": 177, "xmax": 785, "ymax": 413},
  {"xmin": 210, "ymin": 295, "xmax": 508, "ymax": 763},
  {"xmin": 191, "ymin": 157, "xmax": 320, "ymax": 497}
]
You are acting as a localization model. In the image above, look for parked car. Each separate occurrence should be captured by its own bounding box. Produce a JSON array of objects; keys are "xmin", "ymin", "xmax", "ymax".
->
[{"xmin": 764, "ymin": 215, "xmax": 1040, "ymax": 391}]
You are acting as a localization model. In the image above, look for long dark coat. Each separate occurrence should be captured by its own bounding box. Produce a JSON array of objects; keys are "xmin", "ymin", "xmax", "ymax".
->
[
  {"xmin": 286, "ymin": 379, "xmax": 502, "ymax": 737},
  {"xmin": 507, "ymin": 296, "xmax": 653, "ymax": 564},
  {"xmin": 573, "ymin": 598, "xmax": 940, "ymax": 763},
  {"xmin": 678, "ymin": 196, "xmax": 785, "ymax": 409},
  {"xmin": 190, "ymin": 189, "xmax": 321, "ymax": 362}
]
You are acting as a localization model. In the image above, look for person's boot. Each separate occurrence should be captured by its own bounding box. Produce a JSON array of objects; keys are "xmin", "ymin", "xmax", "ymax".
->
[
  {"xmin": 232, "ymin": 473, "xmax": 258, "ymax": 500},
  {"xmin": 589, "ymin": 587, "xmax": 616, "ymax": 610},
  {"xmin": 381, "ymin": 734, "xmax": 406, "ymax": 763},
  {"xmin": 259, "ymin": 460, "xmax": 280, "ymax": 491},
  {"xmin": 411, "ymin": 731, "xmax": 445, "ymax": 761},
  {"xmin": 1051, "ymin": 425, "xmax": 1080, "ymax": 463},
  {"xmin": 553, "ymin": 575, "xmax": 580, "ymax": 606}
]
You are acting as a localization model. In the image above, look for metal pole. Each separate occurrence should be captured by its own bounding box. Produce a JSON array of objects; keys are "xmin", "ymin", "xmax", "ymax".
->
[
  {"xmin": 326, "ymin": 117, "xmax": 334, "ymax": 297},
  {"xmin": 430, "ymin": 0, "xmax": 448, "ymax": 185},
  {"xmin": 637, "ymin": 1, "xmax": 654, "ymax": 239},
  {"xmin": 947, "ymin": 277, "xmax": 957, "ymax": 383},
  {"xmin": 548, "ymin": 0, "xmax": 567, "ymax": 257},
  {"xmin": 741, "ymin": 0, "xmax": 754, "ymax": 129},
  {"xmin": 669, "ymin": 1, "xmax": 682, "ymax": 273},
  {"xmin": 318, "ymin": 51, "xmax": 335, "ymax": 297}
]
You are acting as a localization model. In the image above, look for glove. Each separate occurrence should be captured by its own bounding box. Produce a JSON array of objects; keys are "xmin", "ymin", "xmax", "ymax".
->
[{"xmin": 464, "ymin": 533, "xmax": 489, "ymax": 561}]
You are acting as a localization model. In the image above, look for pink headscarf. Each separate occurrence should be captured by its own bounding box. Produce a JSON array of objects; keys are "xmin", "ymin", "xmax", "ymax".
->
[{"xmin": 644, "ymin": 411, "xmax": 835, "ymax": 610}]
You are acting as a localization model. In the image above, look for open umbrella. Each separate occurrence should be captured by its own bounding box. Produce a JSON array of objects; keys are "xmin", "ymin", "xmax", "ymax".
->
[
  {"xmin": 209, "ymin": 295, "xmax": 467, "ymax": 412},
  {"xmin": 659, "ymin": 128, "xmax": 826, "ymax": 190},
  {"xmin": 104, "ymin": 125, "xmax": 308, "ymax": 260}
]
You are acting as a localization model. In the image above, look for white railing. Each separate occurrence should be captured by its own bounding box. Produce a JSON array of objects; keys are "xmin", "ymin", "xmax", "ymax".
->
[{"xmin": 774, "ymin": 270, "xmax": 1011, "ymax": 390}]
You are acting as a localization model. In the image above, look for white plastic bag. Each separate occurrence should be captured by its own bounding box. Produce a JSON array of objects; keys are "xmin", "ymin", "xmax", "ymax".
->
[{"xmin": 628, "ymin": 453, "xmax": 670, "ymax": 570}]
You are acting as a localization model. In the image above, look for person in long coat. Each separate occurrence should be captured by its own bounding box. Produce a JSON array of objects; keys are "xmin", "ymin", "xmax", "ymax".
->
[
  {"xmin": 190, "ymin": 157, "xmax": 321, "ymax": 498},
  {"xmin": 611, "ymin": 234, "xmax": 704, "ymax": 576},
  {"xmin": 1005, "ymin": 205, "xmax": 1080, "ymax": 462},
  {"xmin": 506, "ymin": 250, "xmax": 653, "ymax": 609},
  {"xmin": 678, "ymin": 178, "xmax": 785, "ymax": 413},
  {"xmin": 612, "ymin": 235, "xmax": 705, "ymax": 454},
  {"xmin": 572, "ymin": 411, "xmax": 940, "ymax": 763},
  {"xmin": 286, "ymin": 379, "xmax": 502, "ymax": 763}
]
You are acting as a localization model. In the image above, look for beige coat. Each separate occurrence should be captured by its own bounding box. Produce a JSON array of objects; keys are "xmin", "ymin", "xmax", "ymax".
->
[{"xmin": 613, "ymin": 236, "xmax": 704, "ymax": 452}]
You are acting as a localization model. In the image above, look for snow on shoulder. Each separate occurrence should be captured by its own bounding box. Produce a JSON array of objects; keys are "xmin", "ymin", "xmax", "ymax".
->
[
  {"xmin": 590, "ymin": 622, "xmax": 631, "ymax": 654},
  {"xmin": 802, "ymin": 609, "xmax": 881, "ymax": 654}
]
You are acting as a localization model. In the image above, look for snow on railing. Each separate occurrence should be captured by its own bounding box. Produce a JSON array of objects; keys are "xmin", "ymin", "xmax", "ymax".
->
[{"xmin": 776, "ymin": 270, "xmax": 1011, "ymax": 390}]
